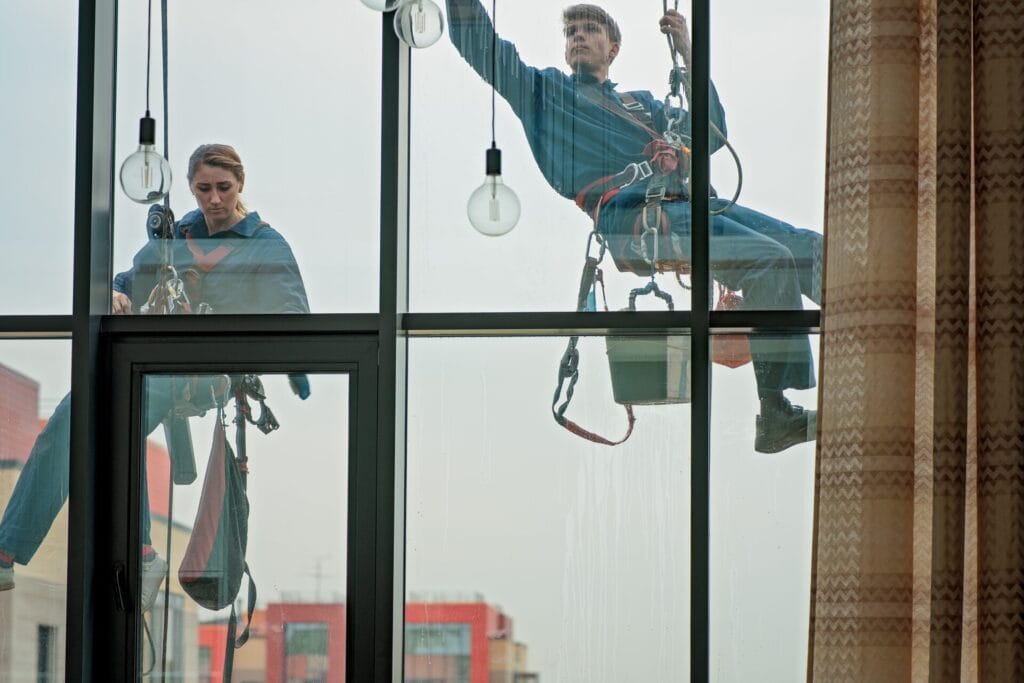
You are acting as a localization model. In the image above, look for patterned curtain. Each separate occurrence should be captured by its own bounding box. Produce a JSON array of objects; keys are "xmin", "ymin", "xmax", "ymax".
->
[{"xmin": 809, "ymin": 0, "xmax": 1023, "ymax": 681}]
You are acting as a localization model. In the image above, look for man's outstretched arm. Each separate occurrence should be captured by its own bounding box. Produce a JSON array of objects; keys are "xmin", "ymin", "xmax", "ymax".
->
[{"xmin": 446, "ymin": 0, "xmax": 547, "ymax": 118}]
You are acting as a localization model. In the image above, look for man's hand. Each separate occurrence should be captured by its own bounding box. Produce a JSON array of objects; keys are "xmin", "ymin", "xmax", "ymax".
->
[
  {"xmin": 112, "ymin": 291, "xmax": 133, "ymax": 315},
  {"xmin": 660, "ymin": 10, "xmax": 691, "ymax": 69}
]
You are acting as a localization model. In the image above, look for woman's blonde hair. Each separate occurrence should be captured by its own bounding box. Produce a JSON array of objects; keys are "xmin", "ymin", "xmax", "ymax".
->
[{"xmin": 187, "ymin": 143, "xmax": 248, "ymax": 216}]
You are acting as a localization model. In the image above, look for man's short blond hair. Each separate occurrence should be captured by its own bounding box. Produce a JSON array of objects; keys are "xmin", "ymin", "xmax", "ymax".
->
[{"xmin": 562, "ymin": 4, "xmax": 622, "ymax": 44}]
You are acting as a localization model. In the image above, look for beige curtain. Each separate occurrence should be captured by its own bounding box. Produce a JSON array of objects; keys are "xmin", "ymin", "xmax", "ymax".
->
[{"xmin": 809, "ymin": 0, "xmax": 1024, "ymax": 681}]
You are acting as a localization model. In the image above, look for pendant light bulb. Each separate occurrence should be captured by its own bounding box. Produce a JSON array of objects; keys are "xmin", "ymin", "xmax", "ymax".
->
[
  {"xmin": 468, "ymin": 147, "xmax": 520, "ymax": 236},
  {"xmin": 361, "ymin": 0, "xmax": 408, "ymax": 10},
  {"xmin": 393, "ymin": 0, "xmax": 444, "ymax": 48},
  {"xmin": 120, "ymin": 113, "xmax": 172, "ymax": 204}
]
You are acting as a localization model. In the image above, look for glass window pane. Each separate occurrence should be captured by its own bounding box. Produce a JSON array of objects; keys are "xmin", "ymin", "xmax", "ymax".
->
[
  {"xmin": 708, "ymin": 0, "xmax": 826, "ymax": 312},
  {"xmin": 284, "ymin": 622, "xmax": 330, "ymax": 681},
  {"xmin": 0, "ymin": 341, "xmax": 72, "ymax": 680},
  {"xmin": 407, "ymin": 336, "xmax": 690, "ymax": 680},
  {"xmin": 113, "ymin": 1, "xmax": 382, "ymax": 315},
  {"xmin": 137, "ymin": 373, "xmax": 348, "ymax": 681},
  {"xmin": 711, "ymin": 333, "xmax": 819, "ymax": 680},
  {"xmin": 412, "ymin": 3, "xmax": 695, "ymax": 313},
  {"xmin": 0, "ymin": 2, "xmax": 76, "ymax": 314}
]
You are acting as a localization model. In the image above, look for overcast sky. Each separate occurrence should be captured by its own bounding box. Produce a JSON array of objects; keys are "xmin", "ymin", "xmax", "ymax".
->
[{"xmin": 2, "ymin": 0, "xmax": 827, "ymax": 680}]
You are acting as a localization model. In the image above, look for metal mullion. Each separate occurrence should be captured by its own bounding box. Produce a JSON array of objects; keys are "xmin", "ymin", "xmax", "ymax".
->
[
  {"xmin": 68, "ymin": 0, "xmax": 117, "ymax": 680},
  {"xmin": 402, "ymin": 311, "xmax": 692, "ymax": 337},
  {"xmin": 100, "ymin": 313, "xmax": 381, "ymax": 337},
  {"xmin": 107, "ymin": 335, "xmax": 377, "ymax": 680},
  {"xmin": 689, "ymin": 0, "xmax": 711, "ymax": 680},
  {"xmin": 0, "ymin": 316, "xmax": 74, "ymax": 338},
  {"xmin": 372, "ymin": 11, "xmax": 409, "ymax": 683},
  {"xmin": 710, "ymin": 309, "xmax": 821, "ymax": 334},
  {"xmin": 401, "ymin": 312, "xmax": 818, "ymax": 339}
]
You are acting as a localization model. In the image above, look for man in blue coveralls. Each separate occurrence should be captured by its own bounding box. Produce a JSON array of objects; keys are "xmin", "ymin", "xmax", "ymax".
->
[{"xmin": 446, "ymin": 1, "xmax": 823, "ymax": 453}]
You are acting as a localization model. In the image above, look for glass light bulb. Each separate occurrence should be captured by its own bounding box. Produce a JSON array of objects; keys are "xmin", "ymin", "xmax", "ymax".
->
[
  {"xmin": 360, "ymin": 0, "xmax": 407, "ymax": 10},
  {"xmin": 393, "ymin": 0, "xmax": 444, "ymax": 48},
  {"xmin": 120, "ymin": 144, "xmax": 172, "ymax": 204},
  {"xmin": 468, "ymin": 175, "xmax": 521, "ymax": 236}
]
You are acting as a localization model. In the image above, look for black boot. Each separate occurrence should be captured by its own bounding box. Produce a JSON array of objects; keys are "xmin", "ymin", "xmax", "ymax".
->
[{"xmin": 754, "ymin": 393, "xmax": 816, "ymax": 454}]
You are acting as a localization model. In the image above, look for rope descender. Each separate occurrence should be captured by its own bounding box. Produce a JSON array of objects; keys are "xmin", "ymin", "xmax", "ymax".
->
[
  {"xmin": 658, "ymin": 0, "xmax": 743, "ymax": 215},
  {"xmin": 661, "ymin": 0, "xmax": 689, "ymax": 149}
]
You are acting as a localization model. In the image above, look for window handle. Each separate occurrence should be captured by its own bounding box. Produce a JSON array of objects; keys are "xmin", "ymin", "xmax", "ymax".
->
[{"xmin": 113, "ymin": 561, "xmax": 132, "ymax": 613}]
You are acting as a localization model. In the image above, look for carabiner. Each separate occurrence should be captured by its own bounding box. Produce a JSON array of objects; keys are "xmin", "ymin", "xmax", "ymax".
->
[{"xmin": 585, "ymin": 230, "xmax": 607, "ymax": 264}]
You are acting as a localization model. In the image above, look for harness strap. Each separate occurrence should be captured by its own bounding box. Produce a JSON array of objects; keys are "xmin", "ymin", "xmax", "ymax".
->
[
  {"xmin": 184, "ymin": 231, "xmax": 235, "ymax": 272},
  {"xmin": 619, "ymin": 92, "xmax": 655, "ymax": 130},
  {"xmin": 579, "ymin": 85, "xmax": 663, "ymax": 141},
  {"xmin": 556, "ymin": 401, "xmax": 637, "ymax": 446},
  {"xmin": 573, "ymin": 96, "xmax": 688, "ymax": 227},
  {"xmin": 551, "ymin": 252, "xmax": 636, "ymax": 446},
  {"xmin": 575, "ymin": 161, "xmax": 654, "ymax": 220}
]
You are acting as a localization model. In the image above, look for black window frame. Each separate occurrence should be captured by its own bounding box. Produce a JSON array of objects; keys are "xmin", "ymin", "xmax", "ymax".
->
[{"xmin": 0, "ymin": 2, "xmax": 821, "ymax": 681}]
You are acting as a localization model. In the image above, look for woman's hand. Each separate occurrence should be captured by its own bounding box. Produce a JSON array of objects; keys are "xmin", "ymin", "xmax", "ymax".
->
[
  {"xmin": 112, "ymin": 291, "xmax": 133, "ymax": 315},
  {"xmin": 660, "ymin": 10, "xmax": 691, "ymax": 69}
]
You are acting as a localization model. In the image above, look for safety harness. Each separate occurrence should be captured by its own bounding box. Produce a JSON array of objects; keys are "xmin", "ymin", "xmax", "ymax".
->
[
  {"xmin": 552, "ymin": 3, "xmax": 749, "ymax": 446},
  {"xmin": 552, "ymin": 232, "xmax": 637, "ymax": 446}
]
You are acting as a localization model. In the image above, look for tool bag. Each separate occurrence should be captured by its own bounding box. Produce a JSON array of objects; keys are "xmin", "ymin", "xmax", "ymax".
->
[
  {"xmin": 178, "ymin": 407, "xmax": 256, "ymax": 681},
  {"xmin": 178, "ymin": 414, "xmax": 251, "ymax": 609}
]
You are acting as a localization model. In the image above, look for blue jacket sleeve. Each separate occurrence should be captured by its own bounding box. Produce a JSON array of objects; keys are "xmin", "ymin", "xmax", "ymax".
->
[
  {"xmin": 113, "ymin": 269, "xmax": 133, "ymax": 296},
  {"xmin": 112, "ymin": 239, "xmax": 166, "ymax": 306},
  {"xmin": 446, "ymin": 0, "xmax": 543, "ymax": 120},
  {"xmin": 251, "ymin": 230, "xmax": 311, "ymax": 315},
  {"xmin": 708, "ymin": 80, "xmax": 728, "ymax": 153}
]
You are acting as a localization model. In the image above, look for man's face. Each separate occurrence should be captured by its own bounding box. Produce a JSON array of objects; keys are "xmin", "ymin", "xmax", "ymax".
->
[{"xmin": 564, "ymin": 18, "xmax": 619, "ymax": 77}]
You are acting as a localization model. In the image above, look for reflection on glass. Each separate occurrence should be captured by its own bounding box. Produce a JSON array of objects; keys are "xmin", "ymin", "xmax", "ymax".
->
[
  {"xmin": 113, "ymin": 0, "xmax": 382, "ymax": 313},
  {"xmin": 0, "ymin": 342, "xmax": 72, "ymax": 681},
  {"xmin": 407, "ymin": 337, "xmax": 690, "ymax": 681},
  {"xmin": 112, "ymin": 144, "xmax": 310, "ymax": 316},
  {"xmin": 137, "ymin": 373, "xmax": 348, "ymax": 681},
  {"xmin": 710, "ymin": 334, "xmax": 819, "ymax": 681}
]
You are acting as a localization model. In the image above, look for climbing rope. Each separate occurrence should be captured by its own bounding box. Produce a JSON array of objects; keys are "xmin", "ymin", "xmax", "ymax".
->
[{"xmin": 661, "ymin": 0, "xmax": 743, "ymax": 216}]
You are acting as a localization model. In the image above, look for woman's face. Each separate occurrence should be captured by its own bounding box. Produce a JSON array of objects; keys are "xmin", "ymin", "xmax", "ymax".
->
[{"xmin": 190, "ymin": 164, "xmax": 243, "ymax": 229}]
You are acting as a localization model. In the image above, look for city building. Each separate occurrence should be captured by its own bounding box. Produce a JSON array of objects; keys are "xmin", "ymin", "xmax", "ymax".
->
[{"xmin": 199, "ymin": 600, "xmax": 537, "ymax": 683}]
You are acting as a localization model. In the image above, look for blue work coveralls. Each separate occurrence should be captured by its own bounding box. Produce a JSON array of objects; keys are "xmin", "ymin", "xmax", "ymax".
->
[{"xmin": 447, "ymin": 0, "xmax": 821, "ymax": 396}]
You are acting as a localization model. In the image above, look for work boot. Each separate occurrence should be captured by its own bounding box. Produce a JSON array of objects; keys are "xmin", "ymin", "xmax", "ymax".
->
[
  {"xmin": 0, "ymin": 564, "xmax": 12, "ymax": 591},
  {"xmin": 754, "ymin": 394, "xmax": 816, "ymax": 454},
  {"xmin": 140, "ymin": 554, "xmax": 169, "ymax": 613}
]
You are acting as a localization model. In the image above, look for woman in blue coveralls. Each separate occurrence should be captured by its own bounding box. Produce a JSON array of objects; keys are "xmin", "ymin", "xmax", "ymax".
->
[
  {"xmin": 446, "ymin": 1, "xmax": 823, "ymax": 453},
  {"xmin": 0, "ymin": 144, "xmax": 310, "ymax": 609}
]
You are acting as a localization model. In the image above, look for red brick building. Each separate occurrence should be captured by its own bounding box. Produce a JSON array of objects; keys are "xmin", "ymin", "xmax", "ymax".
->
[
  {"xmin": 0, "ymin": 365, "xmax": 42, "ymax": 466},
  {"xmin": 199, "ymin": 600, "xmax": 538, "ymax": 682},
  {"xmin": 0, "ymin": 364, "xmax": 197, "ymax": 680}
]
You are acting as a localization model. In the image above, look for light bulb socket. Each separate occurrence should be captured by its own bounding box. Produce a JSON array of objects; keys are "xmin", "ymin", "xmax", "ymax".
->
[
  {"xmin": 485, "ymin": 147, "xmax": 502, "ymax": 176},
  {"xmin": 138, "ymin": 114, "xmax": 156, "ymax": 146}
]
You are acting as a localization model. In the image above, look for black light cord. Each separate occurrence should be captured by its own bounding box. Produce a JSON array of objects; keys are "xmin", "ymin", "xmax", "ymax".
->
[
  {"xmin": 145, "ymin": 0, "xmax": 152, "ymax": 113},
  {"xmin": 490, "ymin": 0, "xmax": 497, "ymax": 147},
  {"xmin": 161, "ymin": 0, "xmax": 171, "ymax": 206}
]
